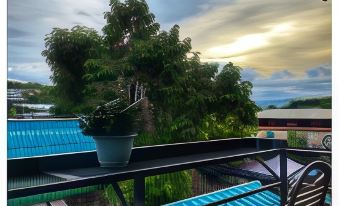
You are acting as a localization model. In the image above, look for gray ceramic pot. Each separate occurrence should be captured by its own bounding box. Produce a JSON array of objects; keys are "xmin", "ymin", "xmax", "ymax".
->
[{"xmin": 92, "ymin": 134, "xmax": 137, "ymax": 167}]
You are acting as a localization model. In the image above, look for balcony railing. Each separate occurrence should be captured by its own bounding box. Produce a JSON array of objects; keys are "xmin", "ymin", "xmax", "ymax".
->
[{"xmin": 7, "ymin": 138, "xmax": 331, "ymax": 206}]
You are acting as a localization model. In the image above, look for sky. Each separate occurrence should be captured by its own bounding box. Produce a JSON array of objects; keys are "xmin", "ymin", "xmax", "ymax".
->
[{"xmin": 8, "ymin": 0, "xmax": 332, "ymax": 102}]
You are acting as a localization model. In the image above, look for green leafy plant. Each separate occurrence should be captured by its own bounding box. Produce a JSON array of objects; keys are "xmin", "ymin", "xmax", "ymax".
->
[
  {"xmin": 78, "ymin": 98, "xmax": 140, "ymax": 136},
  {"xmin": 287, "ymin": 130, "xmax": 308, "ymax": 148},
  {"xmin": 8, "ymin": 107, "xmax": 17, "ymax": 117}
]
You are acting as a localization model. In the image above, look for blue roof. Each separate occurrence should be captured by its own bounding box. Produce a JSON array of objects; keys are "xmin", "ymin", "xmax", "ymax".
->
[
  {"xmin": 7, "ymin": 119, "xmax": 96, "ymax": 159},
  {"xmin": 164, "ymin": 181, "xmax": 281, "ymax": 206},
  {"xmin": 164, "ymin": 180, "xmax": 331, "ymax": 206}
]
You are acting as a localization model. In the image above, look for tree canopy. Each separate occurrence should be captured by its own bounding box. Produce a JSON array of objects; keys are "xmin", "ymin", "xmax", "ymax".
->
[
  {"xmin": 42, "ymin": 0, "xmax": 260, "ymax": 141},
  {"xmin": 41, "ymin": 0, "xmax": 261, "ymax": 204},
  {"xmin": 42, "ymin": 26, "xmax": 102, "ymax": 113}
]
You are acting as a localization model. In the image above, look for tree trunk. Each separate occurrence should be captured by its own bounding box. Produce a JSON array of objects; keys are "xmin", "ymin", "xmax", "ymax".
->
[{"xmin": 140, "ymin": 97, "xmax": 155, "ymax": 134}]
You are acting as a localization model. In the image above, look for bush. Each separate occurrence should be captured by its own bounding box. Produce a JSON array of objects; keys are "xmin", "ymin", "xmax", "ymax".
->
[{"xmin": 287, "ymin": 131, "xmax": 308, "ymax": 148}]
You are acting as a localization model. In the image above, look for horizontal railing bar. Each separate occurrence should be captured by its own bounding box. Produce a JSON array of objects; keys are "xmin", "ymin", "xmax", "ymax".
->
[
  {"xmin": 204, "ymin": 182, "xmax": 281, "ymax": 206},
  {"xmin": 286, "ymin": 147, "xmax": 331, "ymax": 152},
  {"xmin": 286, "ymin": 148, "xmax": 331, "ymax": 156},
  {"xmin": 8, "ymin": 138, "xmax": 271, "ymax": 162},
  {"xmin": 9, "ymin": 138, "xmax": 284, "ymax": 177},
  {"xmin": 132, "ymin": 137, "xmax": 274, "ymax": 150},
  {"xmin": 8, "ymin": 149, "xmax": 281, "ymax": 199},
  {"xmin": 7, "ymin": 118, "xmax": 79, "ymax": 121}
]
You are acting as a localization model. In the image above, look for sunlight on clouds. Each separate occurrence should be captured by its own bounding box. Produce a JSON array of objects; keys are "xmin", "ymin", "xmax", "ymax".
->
[
  {"xmin": 207, "ymin": 33, "xmax": 269, "ymax": 57},
  {"xmin": 206, "ymin": 22, "xmax": 294, "ymax": 58},
  {"xmin": 177, "ymin": 0, "xmax": 331, "ymax": 77},
  {"xmin": 268, "ymin": 22, "xmax": 294, "ymax": 34},
  {"xmin": 201, "ymin": 56, "xmax": 248, "ymax": 63}
]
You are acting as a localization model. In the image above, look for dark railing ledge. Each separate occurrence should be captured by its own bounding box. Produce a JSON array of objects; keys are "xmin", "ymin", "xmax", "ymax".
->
[
  {"xmin": 8, "ymin": 137, "xmax": 287, "ymax": 177},
  {"xmin": 8, "ymin": 138, "xmax": 331, "ymax": 206},
  {"xmin": 8, "ymin": 148, "xmax": 283, "ymax": 200}
]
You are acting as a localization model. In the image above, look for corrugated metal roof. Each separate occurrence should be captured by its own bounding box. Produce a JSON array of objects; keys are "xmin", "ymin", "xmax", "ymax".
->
[
  {"xmin": 8, "ymin": 174, "xmax": 65, "ymax": 190},
  {"xmin": 7, "ymin": 119, "xmax": 101, "ymax": 206},
  {"xmin": 7, "ymin": 119, "xmax": 96, "ymax": 159},
  {"xmin": 258, "ymin": 109, "xmax": 331, "ymax": 119},
  {"xmin": 164, "ymin": 180, "xmax": 281, "ymax": 206},
  {"xmin": 8, "ymin": 185, "xmax": 101, "ymax": 206}
]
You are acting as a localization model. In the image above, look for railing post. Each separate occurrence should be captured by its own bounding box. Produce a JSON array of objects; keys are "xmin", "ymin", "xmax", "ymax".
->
[
  {"xmin": 280, "ymin": 149, "xmax": 288, "ymax": 205},
  {"xmin": 134, "ymin": 176, "xmax": 145, "ymax": 206},
  {"xmin": 112, "ymin": 182, "xmax": 128, "ymax": 206},
  {"xmin": 256, "ymin": 138, "xmax": 260, "ymax": 150}
]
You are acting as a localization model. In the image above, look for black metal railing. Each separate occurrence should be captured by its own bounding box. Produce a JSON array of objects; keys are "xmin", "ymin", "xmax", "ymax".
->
[{"xmin": 7, "ymin": 138, "xmax": 331, "ymax": 206}]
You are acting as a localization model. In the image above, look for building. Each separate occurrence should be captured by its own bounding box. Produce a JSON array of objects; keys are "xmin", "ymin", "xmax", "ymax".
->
[{"xmin": 257, "ymin": 109, "xmax": 331, "ymax": 149}]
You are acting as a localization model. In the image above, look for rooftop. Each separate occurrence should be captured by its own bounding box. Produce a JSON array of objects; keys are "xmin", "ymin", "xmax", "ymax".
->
[{"xmin": 258, "ymin": 109, "xmax": 332, "ymax": 119}]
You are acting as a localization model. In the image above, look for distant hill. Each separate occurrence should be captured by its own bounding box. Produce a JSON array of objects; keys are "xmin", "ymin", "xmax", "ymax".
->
[
  {"xmin": 255, "ymin": 98, "xmax": 293, "ymax": 108},
  {"xmin": 281, "ymin": 96, "xmax": 331, "ymax": 109},
  {"xmin": 8, "ymin": 80, "xmax": 49, "ymax": 90},
  {"xmin": 7, "ymin": 80, "xmax": 54, "ymax": 104}
]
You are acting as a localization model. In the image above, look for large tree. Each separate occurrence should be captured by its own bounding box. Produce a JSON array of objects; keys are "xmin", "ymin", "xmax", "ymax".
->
[
  {"xmin": 42, "ymin": 26, "xmax": 102, "ymax": 113},
  {"xmin": 128, "ymin": 25, "xmax": 260, "ymax": 142},
  {"xmin": 42, "ymin": 0, "xmax": 259, "ymax": 140}
]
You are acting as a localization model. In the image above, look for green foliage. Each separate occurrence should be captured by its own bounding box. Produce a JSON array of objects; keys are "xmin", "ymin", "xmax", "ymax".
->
[
  {"xmin": 287, "ymin": 131, "xmax": 308, "ymax": 148},
  {"xmin": 42, "ymin": 26, "xmax": 103, "ymax": 113},
  {"xmin": 103, "ymin": 0, "xmax": 159, "ymax": 53},
  {"xmin": 104, "ymin": 171, "xmax": 192, "ymax": 206},
  {"xmin": 43, "ymin": 0, "xmax": 260, "ymax": 140},
  {"xmin": 22, "ymin": 88, "xmax": 54, "ymax": 104},
  {"xmin": 199, "ymin": 114, "xmax": 258, "ymax": 139},
  {"xmin": 281, "ymin": 96, "xmax": 331, "ymax": 109},
  {"xmin": 83, "ymin": 0, "xmax": 160, "ymax": 83},
  {"xmin": 145, "ymin": 171, "xmax": 192, "ymax": 205},
  {"xmin": 78, "ymin": 99, "xmax": 139, "ymax": 136},
  {"xmin": 266, "ymin": 105, "xmax": 278, "ymax": 109},
  {"xmin": 104, "ymin": 180, "xmax": 134, "ymax": 205},
  {"xmin": 125, "ymin": 25, "xmax": 260, "ymax": 142},
  {"xmin": 8, "ymin": 81, "xmax": 46, "ymax": 89},
  {"xmin": 8, "ymin": 107, "xmax": 17, "ymax": 117}
]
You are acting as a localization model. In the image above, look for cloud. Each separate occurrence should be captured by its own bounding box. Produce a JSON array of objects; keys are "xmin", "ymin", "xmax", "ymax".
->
[
  {"xmin": 270, "ymin": 70, "xmax": 293, "ymax": 80},
  {"xmin": 241, "ymin": 68, "xmax": 260, "ymax": 82},
  {"xmin": 251, "ymin": 77, "xmax": 331, "ymax": 101},
  {"xmin": 8, "ymin": 40, "xmax": 36, "ymax": 47},
  {"xmin": 146, "ymin": 0, "xmax": 217, "ymax": 29},
  {"xmin": 8, "ymin": 62, "xmax": 52, "ymax": 84},
  {"xmin": 77, "ymin": 11, "xmax": 92, "ymax": 17},
  {"xmin": 306, "ymin": 64, "xmax": 331, "ymax": 78},
  {"xmin": 8, "ymin": 0, "xmax": 107, "ymax": 85},
  {"xmin": 177, "ymin": 0, "xmax": 331, "ymax": 77},
  {"xmin": 8, "ymin": 78, "xmax": 28, "ymax": 83},
  {"xmin": 244, "ymin": 64, "xmax": 332, "ymax": 101},
  {"xmin": 8, "ymin": 27, "xmax": 30, "ymax": 38},
  {"xmin": 8, "ymin": 0, "xmax": 106, "ymax": 57},
  {"xmin": 206, "ymin": 22, "xmax": 295, "ymax": 59}
]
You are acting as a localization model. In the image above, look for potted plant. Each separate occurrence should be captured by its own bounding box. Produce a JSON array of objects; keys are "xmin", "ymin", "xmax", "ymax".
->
[{"xmin": 78, "ymin": 98, "xmax": 140, "ymax": 167}]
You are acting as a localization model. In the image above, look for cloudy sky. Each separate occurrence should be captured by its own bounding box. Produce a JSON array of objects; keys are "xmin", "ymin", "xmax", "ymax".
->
[{"xmin": 8, "ymin": 0, "xmax": 331, "ymax": 102}]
